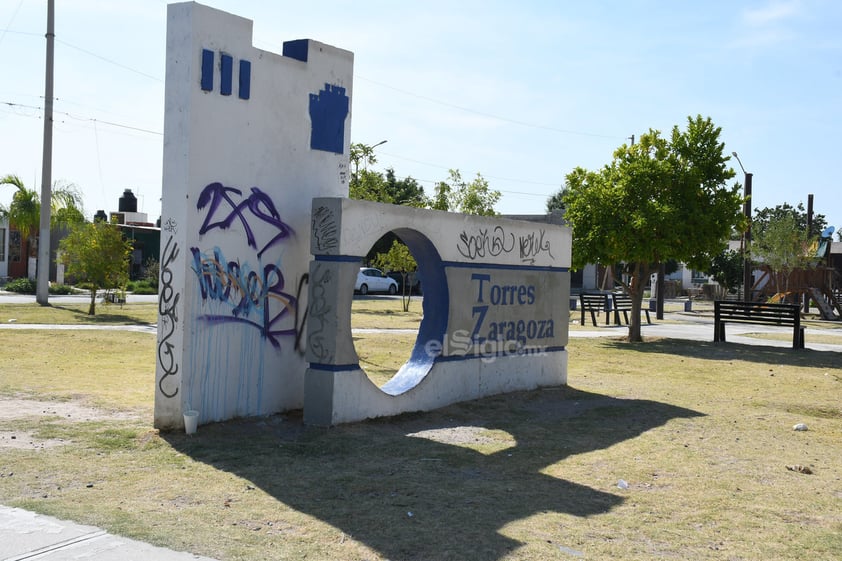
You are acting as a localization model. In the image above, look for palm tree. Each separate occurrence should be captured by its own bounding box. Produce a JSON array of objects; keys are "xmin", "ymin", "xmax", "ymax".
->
[{"xmin": 1, "ymin": 174, "xmax": 86, "ymax": 277}]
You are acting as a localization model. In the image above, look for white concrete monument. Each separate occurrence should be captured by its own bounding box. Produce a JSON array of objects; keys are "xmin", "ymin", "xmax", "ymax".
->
[
  {"xmin": 155, "ymin": 2, "xmax": 353, "ymax": 430},
  {"xmin": 305, "ymin": 198, "xmax": 571, "ymax": 425},
  {"xmin": 156, "ymin": 2, "xmax": 571, "ymax": 431}
]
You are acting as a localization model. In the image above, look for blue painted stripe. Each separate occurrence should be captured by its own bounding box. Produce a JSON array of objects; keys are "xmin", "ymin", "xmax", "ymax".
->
[
  {"xmin": 309, "ymin": 362, "xmax": 361, "ymax": 372},
  {"xmin": 200, "ymin": 49, "xmax": 214, "ymax": 91},
  {"xmin": 220, "ymin": 54, "xmax": 233, "ymax": 96},
  {"xmin": 442, "ymin": 261, "xmax": 568, "ymax": 273},
  {"xmin": 283, "ymin": 39, "xmax": 309, "ymax": 62},
  {"xmin": 238, "ymin": 59, "xmax": 251, "ymax": 100},
  {"xmin": 435, "ymin": 345, "xmax": 566, "ymax": 363},
  {"xmin": 314, "ymin": 254, "xmax": 363, "ymax": 263}
]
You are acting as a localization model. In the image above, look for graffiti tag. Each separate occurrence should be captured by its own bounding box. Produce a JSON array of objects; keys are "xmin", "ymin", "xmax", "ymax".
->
[
  {"xmin": 190, "ymin": 246, "xmax": 296, "ymax": 349},
  {"xmin": 456, "ymin": 226, "xmax": 515, "ymax": 260},
  {"xmin": 196, "ymin": 182, "xmax": 293, "ymax": 258},
  {"xmin": 518, "ymin": 230, "xmax": 554, "ymax": 264},
  {"xmin": 157, "ymin": 236, "xmax": 181, "ymax": 398}
]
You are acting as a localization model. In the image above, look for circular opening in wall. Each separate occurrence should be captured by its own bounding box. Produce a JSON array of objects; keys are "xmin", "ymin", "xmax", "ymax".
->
[{"xmin": 350, "ymin": 229, "xmax": 446, "ymax": 394}]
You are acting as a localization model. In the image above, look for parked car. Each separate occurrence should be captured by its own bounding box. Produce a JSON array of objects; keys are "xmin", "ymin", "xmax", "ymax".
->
[
  {"xmin": 386, "ymin": 271, "xmax": 422, "ymax": 295},
  {"xmin": 355, "ymin": 267, "xmax": 398, "ymax": 295}
]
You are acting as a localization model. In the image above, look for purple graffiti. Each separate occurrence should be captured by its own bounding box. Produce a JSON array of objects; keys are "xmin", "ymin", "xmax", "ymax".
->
[
  {"xmin": 196, "ymin": 182, "xmax": 293, "ymax": 258},
  {"xmin": 190, "ymin": 246, "xmax": 296, "ymax": 349}
]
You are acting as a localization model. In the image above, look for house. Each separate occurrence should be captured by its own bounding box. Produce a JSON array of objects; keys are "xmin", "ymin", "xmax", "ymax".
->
[{"xmin": 0, "ymin": 189, "xmax": 161, "ymax": 284}]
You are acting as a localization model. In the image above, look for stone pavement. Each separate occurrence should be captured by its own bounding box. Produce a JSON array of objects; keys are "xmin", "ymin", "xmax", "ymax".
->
[{"xmin": 0, "ymin": 505, "xmax": 218, "ymax": 561}]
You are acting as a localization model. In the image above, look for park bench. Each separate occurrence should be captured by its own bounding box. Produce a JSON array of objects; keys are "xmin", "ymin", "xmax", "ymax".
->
[
  {"xmin": 579, "ymin": 292, "xmax": 610, "ymax": 326},
  {"xmin": 611, "ymin": 293, "xmax": 651, "ymax": 326},
  {"xmin": 714, "ymin": 300, "xmax": 804, "ymax": 349}
]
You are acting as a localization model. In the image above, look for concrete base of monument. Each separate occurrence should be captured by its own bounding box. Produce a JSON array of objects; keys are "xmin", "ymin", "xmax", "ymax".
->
[{"xmin": 303, "ymin": 349, "xmax": 567, "ymax": 426}]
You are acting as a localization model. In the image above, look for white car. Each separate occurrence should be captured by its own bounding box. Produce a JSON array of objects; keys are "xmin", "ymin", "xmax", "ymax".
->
[{"xmin": 355, "ymin": 267, "xmax": 398, "ymax": 295}]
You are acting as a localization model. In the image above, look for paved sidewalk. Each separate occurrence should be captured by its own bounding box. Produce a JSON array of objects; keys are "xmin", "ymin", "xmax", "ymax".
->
[{"xmin": 0, "ymin": 505, "xmax": 218, "ymax": 561}]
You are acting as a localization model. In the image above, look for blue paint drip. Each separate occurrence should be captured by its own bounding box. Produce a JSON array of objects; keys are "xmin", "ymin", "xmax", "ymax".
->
[
  {"xmin": 282, "ymin": 39, "xmax": 309, "ymax": 62},
  {"xmin": 238, "ymin": 59, "xmax": 251, "ymax": 100},
  {"xmin": 220, "ymin": 53, "xmax": 233, "ymax": 96},
  {"xmin": 200, "ymin": 49, "xmax": 214, "ymax": 91},
  {"xmin": 308, "ymin": 83, "xmax": 349, "ymax": 154}
]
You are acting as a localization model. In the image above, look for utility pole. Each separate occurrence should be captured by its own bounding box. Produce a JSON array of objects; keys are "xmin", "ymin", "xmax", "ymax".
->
[
  {"xmin": 36, "ymin": 0, "xmax": 55, "ymax": 306},
  {"xmin": 732, "ymin": 152, "xmax": 752, "ymax": 302},
  {"xmin": 804, "ymin": 194, "xmax": 813, "ymax": 313}
]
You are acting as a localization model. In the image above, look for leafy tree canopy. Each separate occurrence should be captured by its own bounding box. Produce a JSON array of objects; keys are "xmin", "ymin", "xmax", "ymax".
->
[
  {"xmin": 430, "ymin": 169, "xmax": 500, "ymax": 216},
  {"xmin": 374, "ymin": 238, "xmax": 418, "ymax": 311},
  {"xmin": 563, "ymin": 115, "xmax": 745, "ymax": 341},
  {"xmin": 706, "ymin": 248, "xmax": 744, "ymax": 294},
  {"xmin": 546, "ymin": 186, "xmax": 568, "ymax": 213},
  {"xmin": 752, "ymin": 202, "xmax": 827, "ymax": 240}
]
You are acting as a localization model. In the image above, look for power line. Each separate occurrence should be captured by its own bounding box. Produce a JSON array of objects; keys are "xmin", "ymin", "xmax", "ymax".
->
[
  {"xmin": 56, "ymin": 39, "xmax": 163, "ymax": 82},
  {"xmin": 0, "ymin": 0, "xmax": 26, "ymax": 48},
  {"xmin": 357, "ymin": 74, "xmax": 623, "ymax": 140},
  {"xmin": 1, "ymin": 100, "xmax": 163, "ymax": 136}
]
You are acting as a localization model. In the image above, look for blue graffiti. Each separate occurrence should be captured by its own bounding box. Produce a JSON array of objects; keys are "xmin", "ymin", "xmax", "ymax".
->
[
  {"xmin": 309, "ymin": 83, "xmax": 349, "ymax": 154},
  {"xmin": 190, "ymin": 246, "xmax": 296, "ymax": 349},
  {"xmin": 196, "ymin": 182, "xmax": 293, "ymax": 258}
]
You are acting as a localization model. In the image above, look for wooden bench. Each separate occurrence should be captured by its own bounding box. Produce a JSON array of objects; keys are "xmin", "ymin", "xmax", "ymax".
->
[
  {"xmin": 714, "ymin": 301, "xmax": 804, "ymax": 349},
  {"xmin": 611, "ymin": 293, "xmax": 651, "ymax": 326},
  {"xmin": 579, "ymin": 292, "xmax": 610, "ymax": 326}
]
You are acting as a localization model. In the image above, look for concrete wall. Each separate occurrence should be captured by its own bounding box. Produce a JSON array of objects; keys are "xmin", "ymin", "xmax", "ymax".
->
[
  {"xmin": 304, "ymin": 198, "xmax": 571, "ymax": 425},
  {"xmin": 155, "ymin": 2, "xmax": 353, "ymax": 430}
]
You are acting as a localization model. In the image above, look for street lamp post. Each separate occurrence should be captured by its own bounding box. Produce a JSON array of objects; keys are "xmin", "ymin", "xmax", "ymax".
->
[{"xmin": 732, "ymin": 152, "xmax": 752, "ymax": 302}]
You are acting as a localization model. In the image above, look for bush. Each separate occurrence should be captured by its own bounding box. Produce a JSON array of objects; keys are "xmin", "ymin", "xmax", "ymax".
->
[
  {"xmin": 4, "ymin": 278, "xmax": 36, "ymax": 294},
  {"xmin": 126, "ymin": 279, "xmax": 157, "ymax": 294},
  {"xmin": 143, "ymin": 257, "xmax": 159, "ymax": 290},
  {"xmin": 48, "ymin": 284, "xmax": 74, "ymax": 295}
]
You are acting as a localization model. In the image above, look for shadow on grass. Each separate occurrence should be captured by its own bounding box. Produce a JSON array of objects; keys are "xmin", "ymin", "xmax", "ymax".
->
[
  {"xmin": 165, "ymin": 386, "xmax": 702, "ymax": 561},
  {"xmin": 49, "ymin": 304, "xmax": 146, "ymax": 324},
  {"xmin": 601, "ymin": 338, "xmax": 842, "ymax": 369}
]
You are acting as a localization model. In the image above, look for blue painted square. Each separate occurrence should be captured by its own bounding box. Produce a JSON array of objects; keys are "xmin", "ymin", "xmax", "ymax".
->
[{"xmin": 283, "ymin": 39, "xmax": 309, "ymax": 62}]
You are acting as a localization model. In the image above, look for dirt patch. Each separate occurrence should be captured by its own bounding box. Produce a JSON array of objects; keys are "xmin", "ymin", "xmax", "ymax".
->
[
  {"xmin": 0, "ymin": 397, "xmax": 136, "ymax": 450},
  {"xmin": 0, "ymin": 397, "xmax": 133, "ymax": 422},
  {"xmin": 0, "ymin": 430, "xmax": 67, "ymax": 450}
]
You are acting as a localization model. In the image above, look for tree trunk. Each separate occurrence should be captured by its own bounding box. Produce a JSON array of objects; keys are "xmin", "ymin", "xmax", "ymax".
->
[
  {"xmin": 88, "ymin": 288, "xmax": 97, "ymax": 315},
  {"xmin": 627, "ymin": 262, "xmax": 650, "ymax": 342}
]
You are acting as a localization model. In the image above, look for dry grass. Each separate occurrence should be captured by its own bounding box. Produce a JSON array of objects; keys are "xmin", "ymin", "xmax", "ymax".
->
[
  {"xmin": 1, "ymin": 303, "xmax": 842, "ymax": 560},
  {"xmin": 0, "ymin": 302, "xmax": 158, "ymax": 325},
  {"xmin": 350, "ymin": 296, "xmax": 424, "ymax": 329}
]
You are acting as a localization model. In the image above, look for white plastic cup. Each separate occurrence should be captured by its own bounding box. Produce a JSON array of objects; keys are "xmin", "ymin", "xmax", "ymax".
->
[{"xmin": 183, "ymin": 410, "xmax": 199, "ymax": 435}]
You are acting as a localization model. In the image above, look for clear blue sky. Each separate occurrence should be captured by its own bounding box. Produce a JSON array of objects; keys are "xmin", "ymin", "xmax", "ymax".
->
[{"xmin": 2, "ymin": 0, "xmax": 840, "ymax": 234}]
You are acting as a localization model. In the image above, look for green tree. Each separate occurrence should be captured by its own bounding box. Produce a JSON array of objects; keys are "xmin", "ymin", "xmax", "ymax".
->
[
  {"xmin": 430, "ymin": 169, "xmax": 500, "ymax": 215},
  {"xmin": 706, "ymin": 248, "xmax": 744, "ymax": 294},
  {"xmin": 384, "ymin": 168, "xmax": 426, "ymax": 207},
  {"xmin": 751, "ymin": 213, "xmax": 812, "ymax": 295},
  {"xmin": 373, "ymin": 239, "xmax": 418, "ymax": 311},
  {"xmin": 350, "ymin": 168, "xmax": 390, "ymax": 202},
  {"xmin": 59, "ymin": 221, "xmax": 132, "ymax": 315},
  {"xmin": 0, "ymin": 174, "xmax": 86, "ymax": 277},
  {"xmin": 546, "ymin": 186, "xmax": 568, "ymax": 212},
  {"xmin": 752, "ymin": 202, "xmax": 827, "ymax": 240},
  {"xmin": 563, "ymin": 115, "xmax": 745, "ymax": 342}
]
